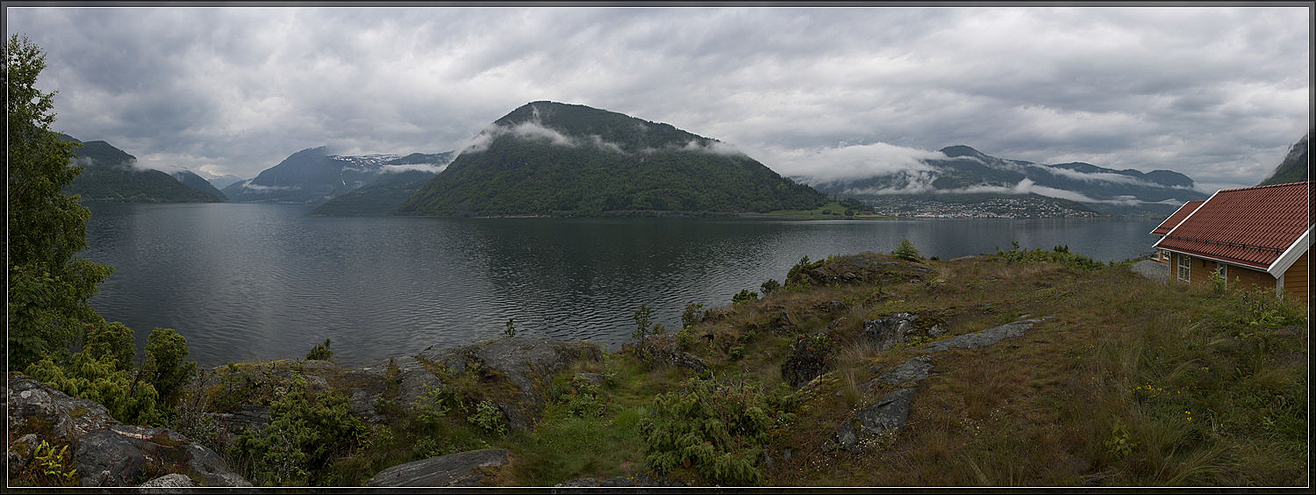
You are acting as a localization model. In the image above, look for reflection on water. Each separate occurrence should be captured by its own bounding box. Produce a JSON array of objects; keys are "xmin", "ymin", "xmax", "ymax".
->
[{"xmin": 81, "ymin": 203, "xmax": 1161, "ymax": 367}]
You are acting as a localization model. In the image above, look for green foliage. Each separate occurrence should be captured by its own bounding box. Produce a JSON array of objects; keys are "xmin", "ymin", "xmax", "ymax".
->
[
  {"xmin": 305, "ymin": 338, "xmax": 333, "ymax": 361},
  {"xmin": 6, "ymin": 35, "xmax": 115, "ymax": 370},
  {"xmin": 631, "ymin": 304, "xmax": 666, "ymax": 341},
  {"xmin": 31, "ymin": 440, "xmax": 78, "ymax": 486},
  {"xmin": 565, "ymin": 380, "xmax": 607, "ymax": 418},
  {"xmin": 25, "ymin": 352, "xmax": 161, "ymax": 426},
  {"xmin": 1208, "ymin": 266, "xmax": 1228, "ymax": 294},
  {"xmin": 233, "ymin": 379, "xmax": 367, "ymax": 486},
  {"xmin": 891, "ymin": 238, "xmax": 922, "ymax": 262},
  {"xmin": 415, "ymin": 384, "xmax": 455, "ymax": 426},
  {"xmin": 732, "ymin": 289, "xmax": 759, "ymax": 305},
  {"xmin": 1104, "ymin": 422, "xmax": 1135, "ymax": 460},
  {"xmin": 993, "ymin": 243, "xmax": 1105, "ymax": 270},
  {"xmin": 82, "ymin": 321, "xmax": 134, "ymax": 371},
  {"xmin": 469, "ymin": 400, "xmax": 508, "ymax": 436},
  {"xmin": 639, "ymin": 377, "xmax": 770, "ymax": 486},
  {"xmin": 759, "ymin": 279, "xmax": 780, "ymax": 295},
  {"xmin": 504, "ymin": 317, "xmax": 517, "ymax": 338},
  {"xmin": 145, "ymin": 327, "xmax": 197, "ymax": 406}
]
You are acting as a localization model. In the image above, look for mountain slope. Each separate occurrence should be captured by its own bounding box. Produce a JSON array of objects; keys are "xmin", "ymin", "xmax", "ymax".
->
[
  {"xmin": 398, "ymin": 101, "xmax": 827, "ymax": 216},
  {"xmin": 807, "ymin": 145, "xmax": 1207, "ymax": 216},
  {"xmin": 172, "ymin": 170, "xmax": 228, "ymax": 201},
  {"xmin": 310, "ymin": 152, "xmax": 456, "ymax": 216},
  {"xmin": 1259, "ymin": 132, "xmax": 1310, "ymax": 186},
  {"xmin": 60, "ymin": 135, "xmax": 225, "ymax": 203},
  {"xmin": 227, "ymin": 147, "xmax": 451, "ymax": 204}
]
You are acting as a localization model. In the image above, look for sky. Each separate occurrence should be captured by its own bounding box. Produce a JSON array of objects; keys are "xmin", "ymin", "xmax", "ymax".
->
[{"xmin": 5, "ymin": 5, "xmax": 1310, "ymax": 192}]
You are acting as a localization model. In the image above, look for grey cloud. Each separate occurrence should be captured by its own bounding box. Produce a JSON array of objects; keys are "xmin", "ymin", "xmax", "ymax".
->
[{"xmin": 5, "ymin": 6, "xmax": 1307, "ymax": 190}]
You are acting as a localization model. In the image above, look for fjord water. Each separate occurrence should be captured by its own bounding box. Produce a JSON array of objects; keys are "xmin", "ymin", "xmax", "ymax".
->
[{"xmin": 82, "ymin": 203, "xmax": 1162, "ymax": 368}]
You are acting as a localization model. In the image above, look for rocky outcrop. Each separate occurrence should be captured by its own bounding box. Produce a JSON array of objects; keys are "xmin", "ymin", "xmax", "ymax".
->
[
  {"xmin": 350, "ymin": 337, "xmax": 603, "ymax": 433},
  {"xmin": 6, "ymin": 376, "xmax": 250, "ymax": 487},
  {"xmin": 861, "ymin": 313, "xmax": 920, "ymax": 352},
  {"xmin": 364, "ymin": 448, "xmax": 510, "ymax": 487},
  {"xmin": 833, "ymin": 387, "xmax": 918, "ymax": 453},
  {"xmin": 781, "ymin": 333, "xmax": 836, "ymax": 388},
  {"xmin": 831, "ymin": 316, "xmax": 1055, "ymax": 453},
  {"xmin": 923, "ymin": 315, "xmax": 1054, "ymax": 352},
  {"xmin": 789, "ymin": 253, "xmax": 936, "ymax": 287}
]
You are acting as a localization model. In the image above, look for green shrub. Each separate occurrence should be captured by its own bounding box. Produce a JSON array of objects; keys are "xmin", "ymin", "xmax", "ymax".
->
[
  {"xmin": 25, "ymin": 352, "xmax": 161, "ymax": 426},
  {"xmin": 760, "ymin": 279, "xmax": 781, "ymax": 295},
  {"xmin": 504, "ymin": 317, "xmax": 517, "ymax": 338},
  {"xmin": 415, "ymin": 384, "xmax": 455, "ymax": 426},
  {"xmin": 732, "ymin": 289, "xmax": 759, "ymax": 305},
  {"xmin": 145, "ymin": 327, "xmax": 197, "ymax": 406},
  {"xmin": 469, "ymin": 400, "xmax": 508, "ymax": 436},
  {"xmin": 306, "ymin": 338, "xmax": 333, "ymax": 361},
  {"xmin": 639, "ymin": 377, "xmax": 770, "ymax": 486},
  {"xmin": 82, "ymin": 321, "xmax": 134, "ymax": 371},
  {"xmin": 891, "ymin": 238, "xmax": 921, "ymax": 262},
  {"xmin": 233, "ymin": 379, "xmax": 367, "ymax": 486}
]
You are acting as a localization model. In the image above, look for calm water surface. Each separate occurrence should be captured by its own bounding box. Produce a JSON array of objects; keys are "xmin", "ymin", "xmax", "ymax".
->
[{"xmin": 81, "ymin": 203, "xmax": 1162, "ymax": 367}]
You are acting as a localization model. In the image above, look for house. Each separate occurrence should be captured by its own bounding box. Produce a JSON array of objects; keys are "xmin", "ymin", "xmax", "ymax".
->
[
  {"xmin": 1149, "ymin": 199, "xmax": 1205, "ymax": 263},
  {"xmin": 1152, "ymin": 180, "xmax": 1311, "ymax": 302}
]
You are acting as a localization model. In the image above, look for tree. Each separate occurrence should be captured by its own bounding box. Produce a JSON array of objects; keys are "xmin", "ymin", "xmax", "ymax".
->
[{"xmin": 6, "ymin": 34, "xmax": 114, "ymax": 369}]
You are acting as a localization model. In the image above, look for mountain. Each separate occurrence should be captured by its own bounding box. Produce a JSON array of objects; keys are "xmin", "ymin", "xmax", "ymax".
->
[
  {"xmin": 171, "ymin": 170, "xmax": 228, "ymax": 201},
  {"xmin": 59, "ymin": 135, "xmax": 225, "ymax": 203},
  {"xmin": 1259, "ymin": 132, "xmax": 1310, "ymax": 186},
  {"xmin": 398, "ymin": 101, "xmax": 827, "ymax": 216},
  {"xmin": 310, "ymin": 152, "xmax": 456, "ymax": 216},
  {"xmin": 204, "ymin": 174, "xmax": 246, "ymax": 191},
  {"xmin": 805, "ymin": 145, "xmax": 1208, "ymax": 216},
  {"xmin": 226, "ymin": 147, "xmax": 451, "ymax": 204}
]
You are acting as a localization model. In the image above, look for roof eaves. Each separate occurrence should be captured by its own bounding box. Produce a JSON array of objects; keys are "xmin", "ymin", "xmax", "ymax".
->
[
  {"xmin": 1268, "ymin": 228, "xmax": 1311, "ymax": 277},
  {"xmin": 1153, "ymin": 191, "xmax": 1219, "ymax": 250}
]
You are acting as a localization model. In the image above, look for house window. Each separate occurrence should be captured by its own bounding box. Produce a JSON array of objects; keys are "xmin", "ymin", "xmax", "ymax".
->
[{"xmin": 1177, "ymin": 254, "xmax": 1191, "ymax": 282}]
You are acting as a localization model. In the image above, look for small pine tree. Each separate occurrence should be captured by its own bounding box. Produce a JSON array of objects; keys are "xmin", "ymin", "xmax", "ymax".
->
[
  {"xmin": 306, "ymin": 338, "xmax": 332, "ymax": 361},
  {"xmin": 892, "ymin": 238, "xmax": 921, "ymax": 262}
]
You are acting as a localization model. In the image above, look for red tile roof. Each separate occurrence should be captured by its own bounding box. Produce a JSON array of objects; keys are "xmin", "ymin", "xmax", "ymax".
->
[
  {"xmin": 1155, "ymin": 181, "xmax": 1311, "ymax": 270},
  {"xmin": 1150, "ymin": 200, "xmax": 1205, "ymax": 236}
]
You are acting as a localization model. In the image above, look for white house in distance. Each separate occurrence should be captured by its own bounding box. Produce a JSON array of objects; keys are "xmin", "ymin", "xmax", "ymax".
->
[{"xmin": 1152, "ymin": 181, "xmax": 1311, "ymax": 302}]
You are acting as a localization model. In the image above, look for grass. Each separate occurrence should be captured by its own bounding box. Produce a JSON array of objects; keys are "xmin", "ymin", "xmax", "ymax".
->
[{"xmin": 44, "ymin": 249, "xmax": 1302, "ymax": 488}]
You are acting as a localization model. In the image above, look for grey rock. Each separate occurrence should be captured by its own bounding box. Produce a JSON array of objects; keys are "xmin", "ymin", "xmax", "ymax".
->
[
  {"xmin": 923, "ymin": 316, "xmax": 1054, "ymax": 352},
  {"xmin": 781, "ymin": 333, "xmax": 836, "ymax": 388},
  {"xmin": 364, "ymin": 448, "xmax": 510, "ymax": 487},
  {"xmin": 861, "ymin": 313, "xmax": 919, "ymax": 352},
  {"xmin": 139, "ymin": 473, "xmax": 195, "ymax": 489},
  {"xmin": 1130, "ymin": 259, "xmax": 1169, "ymax": 284},
  {"xmin": 927, "ymin": 324, "xmax": 945, "ymax": 337},
  {"xmin": 7, "ymin": 377, "xmax": 249, "ymax": 488},
  {"xmin": 870, "ymin": 355, "xmax": 934, "ymax": 388},
  {"xmin": 834, "ymin": 387, "xmax": 918, "ymax": 453}
]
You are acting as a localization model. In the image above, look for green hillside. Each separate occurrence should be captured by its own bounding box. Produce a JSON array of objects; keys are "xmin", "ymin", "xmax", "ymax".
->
[
  {"xmin": 310, "ymin": 170, "xmax": 438, "ymax": 216},
  {"xmin": 60, "ymin": 136, "xmax": 224, "ymax": 203},
  {"xmin": 1259, "ymin": 132, "xmax": 1309, "ymax": 186},
  {"xmin": 398, "ymin": 101, "xmax": 827, "ymax": 217}
]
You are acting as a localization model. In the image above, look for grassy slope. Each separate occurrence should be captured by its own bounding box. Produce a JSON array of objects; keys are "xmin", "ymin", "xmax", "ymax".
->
[
  {"xmin": 181, "ymin": 249, "xmax": 1308, "ymax": 487},
  {"xmin": 489, "ymin": 251, "xmax": 1308, "ymax": 487}
]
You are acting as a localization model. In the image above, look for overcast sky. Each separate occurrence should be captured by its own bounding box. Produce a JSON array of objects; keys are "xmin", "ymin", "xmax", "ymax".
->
[{"xmin": 6, "ymin": 5, "xmax": 1310, "ymax": 192}]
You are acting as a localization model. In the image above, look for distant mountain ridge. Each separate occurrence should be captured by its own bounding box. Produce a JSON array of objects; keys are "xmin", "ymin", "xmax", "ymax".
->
[
  {"xmin": 171, "ymin": 170, "xmax": 228, "ymax": 200},
  {"xmin": 398, "ymin": 101, "xmax": 828, "ymax": 216},
  {"xmin": 804, "ymin": 144, "xmax": 1207, "ymax": 215},
  {"xmin": 225, "ymin": 147, "xmax": 453, "ymax": 204},
  {"xmin": 1259, "ymin": 132, "xmax": 1310, "ymax": 186},
  {"xmin": 58, "ymin": 135, "xmax": 225, "ymax": 203}
]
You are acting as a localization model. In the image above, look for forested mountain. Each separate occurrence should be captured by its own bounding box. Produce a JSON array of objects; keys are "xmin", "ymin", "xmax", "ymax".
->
[
  {"xmin": 1259, "ymin": 132, "xmax": 1310, "ymax": 186},
  {"xmin": 311, "ymin": 152, "xmax": 456, "ymax": 216},
  {"xmin": 805, "ymin": 145, "xmax": 1208, "ymax": 216},
  {"xmin": 398, "ymin": 101, "xmax": 827, "ymax": 216},
  {"xmin": 171, "ymin": 170, "xmax": 228, "ymax": 200},
  {"xmin": 59, "ymin": 135, "xmax": 225, "ymax": 203},
  {"xmin": 225, "ymin": 147, "xmax": 452, "ymax": 204}
]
